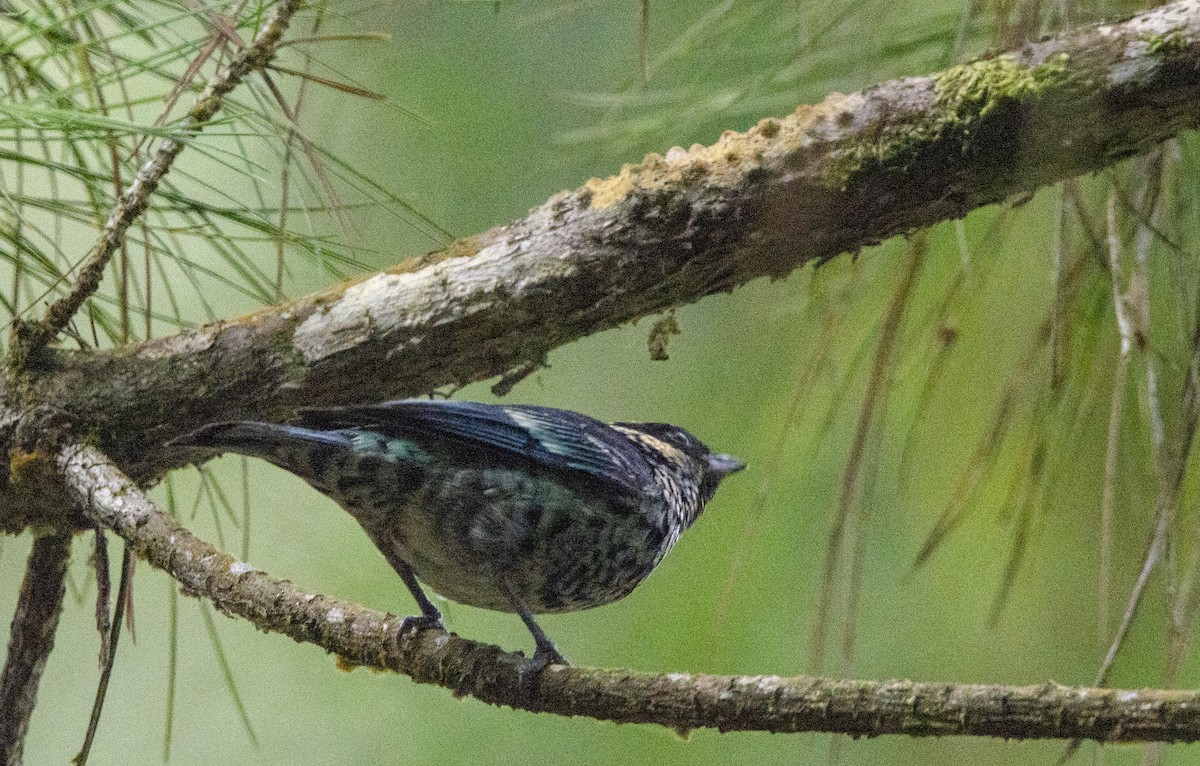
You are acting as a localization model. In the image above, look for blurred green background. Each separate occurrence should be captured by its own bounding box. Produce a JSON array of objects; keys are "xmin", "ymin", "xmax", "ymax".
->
[{"xmin": 2, "ymin": 0, "xmax": 1197, "ymax": 763}]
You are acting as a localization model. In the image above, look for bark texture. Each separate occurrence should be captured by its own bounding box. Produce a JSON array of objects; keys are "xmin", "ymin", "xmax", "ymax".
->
[
  {"xmin": 9, "ymin": 1, "xmax": 1200, "ymax": 483},
  {"xmin": 5, "ymin": 0, "xmax": 1200, "ymax": 749},
  {"xmin": 54, "ymin": 443, "xmax": 1200, "ymax": 742}
]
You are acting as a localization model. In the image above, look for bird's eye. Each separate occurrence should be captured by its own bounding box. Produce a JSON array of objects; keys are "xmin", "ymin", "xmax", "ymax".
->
[
  {"xmin": 649, "ymin": 425, "xmax": 701, "ymax": 453},
  {"xmin": 668, "ymin": 430, "xmax": 694, "ymax": 449}
]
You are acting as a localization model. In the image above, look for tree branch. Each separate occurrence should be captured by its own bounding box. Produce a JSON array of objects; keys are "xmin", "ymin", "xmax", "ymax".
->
[
  {"xmin": 0, "ymin": 532, "xmax": 70, "ymax": 766},
  {"xmin": 7, "ymin": 1, "xmax": 1200, "ymax": 755},
  {"xmin": 52, "ymin": 442, "xmax": 1200, "ymax": 742},
  {"xmin": 9, "ymin": 0, "xmax": 303, "ymax": 361},
  {"xmin": 15, "ymin": 0, "xmax": 1200, "ymax": 482}
]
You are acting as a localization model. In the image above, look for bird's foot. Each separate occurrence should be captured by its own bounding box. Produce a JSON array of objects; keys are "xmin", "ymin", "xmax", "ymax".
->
[
  {"xmin": 397, "ymin": 611, "xmax": 444, "ymax": 638},
  {"xmin": 517, "ymin": 643, "xmax": 568, "ymax": 699}
]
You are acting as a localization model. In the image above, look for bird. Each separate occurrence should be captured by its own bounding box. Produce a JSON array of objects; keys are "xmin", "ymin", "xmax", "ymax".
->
[{"xmin": 170, "ymin": 399, "xmax": 744, "ymax": 678}]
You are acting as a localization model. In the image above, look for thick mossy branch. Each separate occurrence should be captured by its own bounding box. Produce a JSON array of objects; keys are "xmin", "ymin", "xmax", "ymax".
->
[
  {"xmin": 7, "ymin": 0, "xmax": 1200, "ymax": 754},
  {"xmin": 55, "ymin": 443, "xmax": 1200, "ymax": 741},
  {"xmin": 11, "ymin": 0, "xmax": 1200, "ymax": 483}
]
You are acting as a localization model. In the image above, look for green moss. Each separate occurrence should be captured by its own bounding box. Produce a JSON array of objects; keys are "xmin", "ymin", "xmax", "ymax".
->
[
  {"xmin": 934, "ymin": 52, "xmax": 1070, "ymax": 117},
  {"xmin": 829, "ymin": 53, "xmax": 1072, "ymax": 190},
  {"xmin": 829, "ymin": 120, "xmax": 939, "ymax": 189},
  {"xmin": 1143, "ymin": 30, "xmax": 1188, "ymax": 57},
  {"xmin": 81, "ymin": 428, "xmax": 102, "ymax": 449}
]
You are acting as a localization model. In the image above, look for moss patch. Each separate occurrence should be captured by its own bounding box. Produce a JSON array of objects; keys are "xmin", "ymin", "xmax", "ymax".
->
[
  {"xmin": 1143, "ymin": 30, "xmax": 1188, "ymax": 57},
  {"xmin": 830, "ymin": 53, "xmax": 1072, "ymax": 190},
  {"xmin": 933, "ymin": 53, "xmax": 1071, "ymax": 118}
]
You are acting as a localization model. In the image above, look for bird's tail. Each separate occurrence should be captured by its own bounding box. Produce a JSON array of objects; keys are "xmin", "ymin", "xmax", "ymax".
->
[{"xmin": 169, "ymin": 421, "xmax": 354, "ymax": 475}]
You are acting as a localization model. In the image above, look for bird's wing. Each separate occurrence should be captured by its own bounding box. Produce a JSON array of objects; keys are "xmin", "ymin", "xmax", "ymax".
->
[{"xmin": 296, "ymin": 400, "xmax": 654, "ymax": 496}]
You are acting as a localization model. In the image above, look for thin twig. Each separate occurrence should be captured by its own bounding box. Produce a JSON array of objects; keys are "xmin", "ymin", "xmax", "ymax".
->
[
  {"xmin": 1094, "ymin": 156, "xmax": 1169, "ymax": 692},
  {"xmin": 1100, "ymin": 189, "xmax": 1132, "ymax": 648},
  {"xmin": 91, "ymin": 530, "xmax": 111, "ymax": 667},
  {"xmin": 639, "ymin": 0, "xmax": 650, "ymax": 85},
  {"xmin": 73, "ymin": 544, "xmax": 134, "ymax": 766},
  {"xmin": 10, "ymin": 0, "xmax": 304, "ymax": 361},
  {"xmin": 810, "ymin": 233, "xmax": 924, "ymax": 671}
]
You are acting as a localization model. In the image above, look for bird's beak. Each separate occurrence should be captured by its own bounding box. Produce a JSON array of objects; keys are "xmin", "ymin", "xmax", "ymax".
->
[{"xmin": 706, "ymin": 453, "xmax": 746, "ymax": 476}]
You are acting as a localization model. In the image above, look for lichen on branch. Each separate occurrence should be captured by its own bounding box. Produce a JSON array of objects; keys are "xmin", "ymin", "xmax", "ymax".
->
[
  {"xmin": 51, "ymin": 442, "xmax": 1200, "ymax": 741},
  {"xmin": 13, "ymin": 0, "xmax": 1200, "ymax": 487}
]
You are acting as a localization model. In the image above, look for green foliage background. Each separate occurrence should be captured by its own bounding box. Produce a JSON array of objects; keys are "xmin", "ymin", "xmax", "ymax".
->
[{"xmin": 2, "ymin": 0, "xmax": 1197, "ymax": 763}]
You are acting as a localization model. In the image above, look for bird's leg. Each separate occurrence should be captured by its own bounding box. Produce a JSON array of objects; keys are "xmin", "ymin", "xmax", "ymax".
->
[
  {"xmin": 367, "ymin": 532, "xmax": 443, "ymax": 633},
  {"xmin": 501, "ymin": 578, "xmax": 566, "ymax": 696},
  {"xmin": 395, "ymin": 560, "xmax": 443, "ymax": 632}
]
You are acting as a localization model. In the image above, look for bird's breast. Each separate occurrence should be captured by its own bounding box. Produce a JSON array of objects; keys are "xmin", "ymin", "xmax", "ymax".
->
[{"xmin": 375, "ymin": 464, "xmax": 674, "ymax": 614}]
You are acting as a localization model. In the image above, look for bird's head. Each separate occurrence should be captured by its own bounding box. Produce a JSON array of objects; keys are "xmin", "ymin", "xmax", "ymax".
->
[{"xmin": 615, "ymin": 421, "xmax": 745, "ymax": 503}]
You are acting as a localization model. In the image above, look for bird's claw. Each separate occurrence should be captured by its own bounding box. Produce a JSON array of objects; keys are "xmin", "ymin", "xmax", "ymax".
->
[
  {"xmin": 517, "ymin": 643, "xmax": 568, "ymax": 699},
  {"xmin": 533, "ymin": 643, "xmax": 567, "ymax": 669},
  {"xmin": 398, "ymin": 612, "xmax": 444, "ymax": 638}
]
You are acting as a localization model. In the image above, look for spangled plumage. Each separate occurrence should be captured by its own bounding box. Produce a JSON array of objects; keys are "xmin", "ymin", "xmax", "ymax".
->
[
  {"xmin": 295, "ymin": 400, "xmax": 657, "ymax": 497},
  {"xmin": 171, "ymin": 399, "xmax": 744, "ymax": 672}
]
